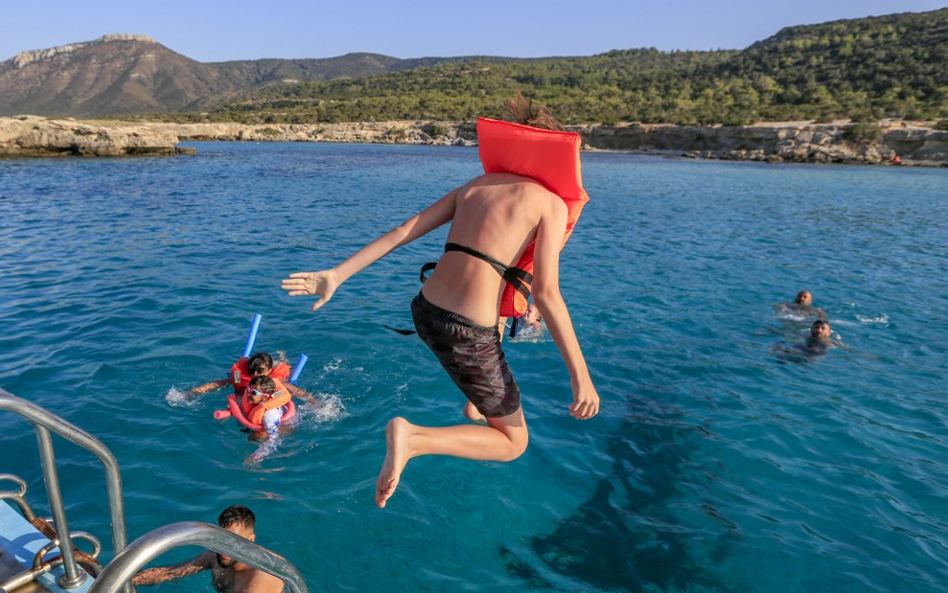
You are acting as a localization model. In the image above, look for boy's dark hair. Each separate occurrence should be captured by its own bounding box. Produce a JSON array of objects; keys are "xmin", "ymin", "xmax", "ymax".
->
[
  {"xmin": 505, "ymin": 91, "xmax": 565, "ymax": 131},
  {"xmin": 218, "ymin": 505, "xmax": 255, "ymax": 530},
  {"xmin": 248, "ymin": 352, "xmax": 274, "ymax": 375},
  {"xmin": 248, "ymin": 375, "xmax": 276, "ymax": 394}
]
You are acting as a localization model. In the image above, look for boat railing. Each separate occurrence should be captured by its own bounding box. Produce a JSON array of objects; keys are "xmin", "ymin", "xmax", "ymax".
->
[
  {"xmin": 0, "ymin": 388, "xmax": 127, "ymax": 590},
  {"xmin": 1, "ymin": 387, "xmax": 308, "ymax": 593},
  {"xmin": 88, "ymin": 521, "xmax": 308, "ymax": 593}
]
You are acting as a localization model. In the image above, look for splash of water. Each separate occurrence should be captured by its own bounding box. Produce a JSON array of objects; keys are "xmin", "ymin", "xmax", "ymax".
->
[{"xmin": 164, "ymin": 386, "xmax": 197, "ymax": 407}]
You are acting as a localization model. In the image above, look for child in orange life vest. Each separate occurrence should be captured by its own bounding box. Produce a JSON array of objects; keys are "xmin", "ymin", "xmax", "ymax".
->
[
  {"xmin": 188, "ymin": 352, "xmax": 317, "ymax": 404},
  {"xmin": 244, "ymin": 376, "xmax": 292, "ymax": 441}
]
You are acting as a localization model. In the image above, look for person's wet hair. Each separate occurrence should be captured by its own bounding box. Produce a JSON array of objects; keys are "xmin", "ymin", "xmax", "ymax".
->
[
  {"xmin": 505, "ymin": 91, "xmax": 565, "ymax": 131},
  {"xmin": 247, "ymin": 375, "xmax": 276, "ymax": 394},
  {"xmin": 248, "ymin": 352, "xmax": 274, "ymax": 375},
  {"xmin": 218, "ymin": 505, "xmax": 255, "ymax": 530}
]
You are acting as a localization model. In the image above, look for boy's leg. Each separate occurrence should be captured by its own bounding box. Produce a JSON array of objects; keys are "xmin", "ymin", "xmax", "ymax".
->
[
  {"xmin": 375, "ymin": 408, "xmax": 528, "ymax": 508},
  {"xmin": 463, "ymin": 401, "xmax": 486, "ymax": 423}
]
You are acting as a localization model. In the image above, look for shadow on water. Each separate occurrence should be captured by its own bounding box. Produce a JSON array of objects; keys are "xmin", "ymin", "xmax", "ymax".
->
[{"xmin": 503, "ymin": 394, "xmax": 732, "ymax": 593}]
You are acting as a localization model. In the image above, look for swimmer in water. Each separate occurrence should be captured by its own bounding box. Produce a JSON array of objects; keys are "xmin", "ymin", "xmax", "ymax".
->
[
  {"xmin": 803, "ymin": 319, "xmax": 843, "ymax": 355},
  {"xmin": 132, "ymin": 505, "xmax": 283, "ymax": 593},
  {"xmin": 243, "ymin": 376, "xmax": 290, "ymax": 442},
  {"xmin": 188, "ymin": 351, "xmax": 319, "ymax": 406},
  {"xmin": 771, "ymin": 319, "xmax": 844, "ymax": 362},
  {"xmin": 774, "ymin": 290, "xmax": 827, "ymax": 322},
  {"xmin": 521, "ymin": 302, "xmax": 542, "ymax": 329}
]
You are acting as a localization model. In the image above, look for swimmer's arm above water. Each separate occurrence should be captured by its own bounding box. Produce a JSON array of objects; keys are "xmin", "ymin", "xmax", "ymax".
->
[
  {"xmin": 186, "ymin": 379, "xmax": 232, "ymax": 399},
  {"xmin": 132, "ymin": 551, "xmax": 212, "ymax": 585},
  {"xmin": 282, "ymin": 187, "xmax": 459, "ymax": 311},
  {"xmin": 285, "ymin": 382, "xmax": 320, "ymax": 406}
]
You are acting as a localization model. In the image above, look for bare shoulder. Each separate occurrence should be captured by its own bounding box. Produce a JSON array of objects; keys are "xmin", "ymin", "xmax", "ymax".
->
[
  {"xmin": 509, "ymin": 176, "xmax": 567, "ymax": 217},
  {"xmin": 245, "ymin": 567, "xmax": 285, "ymax": 593},
  {"xmin": 536, "ymin": 188, "xmax": 568, "ymax": 226}
]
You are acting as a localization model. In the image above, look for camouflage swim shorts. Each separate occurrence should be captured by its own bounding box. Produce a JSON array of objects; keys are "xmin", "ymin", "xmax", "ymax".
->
[{"xmin": 411, "ymin": 292, "xmax": 521, "ymax": 418}]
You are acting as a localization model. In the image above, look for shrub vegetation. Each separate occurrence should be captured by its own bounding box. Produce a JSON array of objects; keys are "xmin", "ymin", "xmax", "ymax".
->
[{"xmin": 145, "ymin": 9, "xmax": 948, "ymax": 126}]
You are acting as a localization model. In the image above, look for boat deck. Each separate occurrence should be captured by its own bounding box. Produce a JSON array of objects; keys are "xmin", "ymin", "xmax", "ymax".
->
[{"xmin": 0, "ymin": 501, "xmax": 94, "ymax": 593}]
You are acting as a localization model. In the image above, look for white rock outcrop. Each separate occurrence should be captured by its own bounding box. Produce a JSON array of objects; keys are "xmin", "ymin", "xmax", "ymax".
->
[
  {"xmin": 0, "ymin": 115, "xmax": 191, "ymax": 156},
  {"xmin": 10, "ymin": 34, "xmax": 156, "ymax": 68}
]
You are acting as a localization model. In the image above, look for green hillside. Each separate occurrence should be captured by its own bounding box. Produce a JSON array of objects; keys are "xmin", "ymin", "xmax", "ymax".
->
[
  {"xmin": 719, "ymin": 9, "xmax": 948, "ymax": 121},
  {"xmin": 153, "ymin": 8, "xmax": 948, "ymax": 125},
  {"xmin": 195, "ymin": 50, "xmax": 741, "ymax": 125}
]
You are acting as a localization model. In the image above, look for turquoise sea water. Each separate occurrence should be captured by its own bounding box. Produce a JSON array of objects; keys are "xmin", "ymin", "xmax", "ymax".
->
[{"xmin": 1, "ymin": 142, "xmax": 947, "ymax": 593}]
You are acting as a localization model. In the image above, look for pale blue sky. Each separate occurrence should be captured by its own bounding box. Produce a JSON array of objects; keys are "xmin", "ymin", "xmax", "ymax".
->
[{"xmin": 3, "ymin": 1, "xmax": 946, "ymax": 63}]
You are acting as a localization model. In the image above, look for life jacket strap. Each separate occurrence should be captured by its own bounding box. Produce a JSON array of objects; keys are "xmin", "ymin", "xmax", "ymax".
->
[
  {"xmin": 420, "ymin": 261, "xmax": 437, "ymax": 283},
  {"xmin": 419, "ymin": 243, "xmax": 533, "ymax": 302},
  {"xmin": 509, "ymin": 316, "xmax": 520, "ymax": 338}
]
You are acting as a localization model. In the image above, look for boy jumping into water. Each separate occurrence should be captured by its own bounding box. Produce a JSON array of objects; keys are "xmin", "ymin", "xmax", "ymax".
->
[{"xmin": 282, "ymin": 94, "xmax": 599, "ymax": 508}]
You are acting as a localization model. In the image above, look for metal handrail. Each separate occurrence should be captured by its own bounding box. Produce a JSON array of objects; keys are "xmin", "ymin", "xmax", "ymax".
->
[
  {"xmin": 0, "ymin": 388, "xmax": 128, "ymax": 588},
  {"xmin": 89, "ymin": 522, "xmax": 308, "ymax": 593},
  {"xmin": 0, "ymin": 531, "xmax": 102, "ymax": 592}
]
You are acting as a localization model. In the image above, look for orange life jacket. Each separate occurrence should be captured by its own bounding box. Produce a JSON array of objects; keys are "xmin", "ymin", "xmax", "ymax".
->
[
  {"xmin": 239, "ymin": 377, "xmax": 294, "ymax": 427},
  {"xmin": 476, "ymin": 117, "xmax": 590, "ymax": 317},
  {"xmin": 230, "ymin": 358, "xmax": 292, "ymax": 394}
]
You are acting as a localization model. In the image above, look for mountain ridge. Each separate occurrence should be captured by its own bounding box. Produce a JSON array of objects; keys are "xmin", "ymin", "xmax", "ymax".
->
[
  {"xmin": 2, "ymin": 9, "xmax": 946, "ymax": 123},
  {"xmin": 0, "ymin": 34, "xmax": 525, "ymax": 117}
]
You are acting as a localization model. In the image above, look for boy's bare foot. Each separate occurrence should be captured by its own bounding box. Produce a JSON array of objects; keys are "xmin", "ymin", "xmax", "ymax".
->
[{"xmin": 376, "ymin": 417, "xmax": 412, "ymax": 508}]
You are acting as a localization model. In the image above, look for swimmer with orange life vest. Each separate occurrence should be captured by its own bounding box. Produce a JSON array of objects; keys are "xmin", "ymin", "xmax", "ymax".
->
[
  {"xmin": 243, "ymin": 375, "xmax": 293, "ymax": 441},
  {"xmin": 187, "ymin": 351, "xmax": 315, "ymax": 405},
  {"xmin": 187, "ymin": 313, "xmax": 317, "ymax": 406},
  {"xmin": 186, "ymin": 315, "xmax": 320, "ymax": 446}
]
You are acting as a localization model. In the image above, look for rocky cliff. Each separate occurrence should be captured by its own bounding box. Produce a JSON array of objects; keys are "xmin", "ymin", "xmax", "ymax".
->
[
  {"xmin": 576, "ymin": 121, "xmax": 948, "ymax": 166},
  {"xmin": 0, "ymin": 115, "xmax": 193, "ymax": 156},
  {"xmin": 152, "ymin": 120, "xmax": 478, "ymax": 146}
]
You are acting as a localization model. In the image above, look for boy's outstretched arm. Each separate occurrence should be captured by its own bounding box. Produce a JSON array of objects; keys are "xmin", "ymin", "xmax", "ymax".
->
[{"xmin": 281, "ymin": 187, "xmax": 459, "ymax": 311}]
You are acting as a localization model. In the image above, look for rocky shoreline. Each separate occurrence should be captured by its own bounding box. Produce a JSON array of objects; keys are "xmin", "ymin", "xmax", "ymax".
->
[
  {"xmin": 575, "ymin": 121, "xmax": 948, "ymax": 166},
  {"xmin": 0, "ymin": 115, "xmax": 195, "ymax": 157},
  {"xmin": 2, "ymin": 115, "xmax": 946, "ymax": 166}
]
